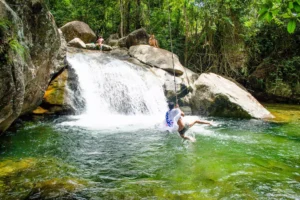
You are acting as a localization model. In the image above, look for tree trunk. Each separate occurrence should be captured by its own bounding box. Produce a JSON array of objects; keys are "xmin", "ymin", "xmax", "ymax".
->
[
  {"xmin": 135, "ymin": 0, "xmax": 142, "ymax": 29},
  {"xmin": 125, "ymin": 0, "xmax": 131, "ymax": 34},
  {"xmin": 184, "ymin": 0, "xmax": 189, "ymax": 67},
  {"xmin": 120, "ymin": 0, "xmax": 124, "ymax": 37}
]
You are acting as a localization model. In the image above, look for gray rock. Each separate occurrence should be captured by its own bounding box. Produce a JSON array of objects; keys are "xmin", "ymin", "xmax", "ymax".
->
[
  {"xmin": 85, "ymin": 43, "xmax": 112, "ymax": 51},
  {"xmin": 85, "ymin": 43, "xmax": 97, "ymax": 50},
  {"xmin": 125, "ymin": 28, "xmax": 149, "ymax": 48},
  {"xmin": 151, "ymin": 68, "xmax": 196, "ymax": 104},
  {"xmin": 110, "ymin": 48, "xmax": 129, "ymax": 58},
  {"xmin": 102, "ymin": 44, "xmax": 112, "ymax": 51},
  {"xmin": 0, "ymin": 0, "xmax": 64, "ymax": 133},
  {"xmin": 190, "ymin": 73, "xmax": 274, "ymax": 119},
  {"xmin": 68, "ymin": 38, "xmax": 86, "ymax": 49},
  {"xmin": 51, "ymin": 29, "xmax": 67, "ymax": 77},
  {"xmin": 118, "ymin": 37, "xmax": 127, "ymax": 48},
  {"xmin": 60, "ymin": 21, "xmax": 96, "ymax": 43},
  {"xmin": 129, "ymin": 45, "xmax": 185, "ymax": 76},
  {"xmin": 106, "ymin": 33, "xmax": 119, "ymax": 47},
  {"xmin": 107, "ymin": 39, "xmax": 119, "ymax": 47}
]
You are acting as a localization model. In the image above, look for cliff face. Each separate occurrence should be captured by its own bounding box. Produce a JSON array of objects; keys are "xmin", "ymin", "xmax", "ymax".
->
[{"xmin": 0, "ymin": 0, "xmax": 65, "ymax": 134}]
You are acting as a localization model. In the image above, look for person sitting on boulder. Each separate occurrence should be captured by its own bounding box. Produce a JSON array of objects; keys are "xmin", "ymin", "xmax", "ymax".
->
[
  {"xmin": 165, "ymin": 102, "xmax": 212, "ymax": 142},
  {"xmin": 96, "ymin": 36, "xmax": 104, "ymax": 51},
  {"xmin": 149, "ymin": 34, "xmax": 159, "ymax": 48}
]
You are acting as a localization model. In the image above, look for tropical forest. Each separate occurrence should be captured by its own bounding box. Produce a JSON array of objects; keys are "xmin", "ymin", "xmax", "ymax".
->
[{"xmin": 0, "ymin": 0, "xmax": 300, "ymax": 199}]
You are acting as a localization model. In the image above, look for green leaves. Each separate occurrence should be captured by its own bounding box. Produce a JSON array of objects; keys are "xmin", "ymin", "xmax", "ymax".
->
[
  {"xmin": 258, "ymin": 0, "xmax": 299, "ymax": 34},
  {"xmin": 258, "ymin": 3, "xmax": 274, "ymax": 23},
  {"xmin": 294, "ymin": 2, "xmax": 300, "ymax": 12},
  {"xmin": 287, "ymin": 19, "xmax": 297, "ymax": 33},
  {"xmin": 258, "ymin": 10, "xmax": 273, "ymax": 23}
]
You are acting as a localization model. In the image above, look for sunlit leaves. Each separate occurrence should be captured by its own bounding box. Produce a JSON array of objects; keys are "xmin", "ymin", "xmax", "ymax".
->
[
  {"xmin": 258, "ymin": 0, "xmax": 300, "ymax": 34},
  {"xmin": 287, "ymin": 19, "xmax": 297, "ymax": 33}
]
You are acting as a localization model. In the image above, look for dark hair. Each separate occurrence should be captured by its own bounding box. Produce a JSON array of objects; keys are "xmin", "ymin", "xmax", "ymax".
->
[{"xmin": 168, "ymin": 102, "xmax": 175, "ymax": 110}]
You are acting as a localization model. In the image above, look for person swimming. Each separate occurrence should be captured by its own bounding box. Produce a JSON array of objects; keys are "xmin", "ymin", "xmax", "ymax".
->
[{"xmin": 165, "ymin": 102, "xmax": 212, "ymax": 142}]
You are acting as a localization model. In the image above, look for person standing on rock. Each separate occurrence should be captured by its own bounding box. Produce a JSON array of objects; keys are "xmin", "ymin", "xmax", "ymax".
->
[
  {"xmin": 96, "ymin": 36, "xmax": 104, "ymax": 51},
  {"xmin": 165, "ymin": 102, "xmax": 212, "ymax": 142},
  {"xmin": 149, "ymin": 34, "xmax": 159, "ymax": 48}
]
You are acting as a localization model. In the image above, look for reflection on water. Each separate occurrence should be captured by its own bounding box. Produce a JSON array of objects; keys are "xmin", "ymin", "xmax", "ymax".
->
[{"xmin": 1, "ymin": 105, "xmax": 300, "ymax": 199}]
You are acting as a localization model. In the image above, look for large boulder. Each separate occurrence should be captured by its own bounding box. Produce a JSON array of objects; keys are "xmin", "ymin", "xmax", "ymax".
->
[
  {"xmin": 0, "ymin": 0, "xmax": 65, "ymax": 134},
  {"xmin": 60, "ymin": 21, "xmax": 96, "ymax": 43},
  {"xmin": 190, "ymin": 73, "xmax": 274, "ymax": 119},
  {"xmin": 129, "ymin": 45, "xmax": 185, "ymax": 76},
  {"xmin": 125, "ymin": 28, "xmax": 149, "ymax": 48}
]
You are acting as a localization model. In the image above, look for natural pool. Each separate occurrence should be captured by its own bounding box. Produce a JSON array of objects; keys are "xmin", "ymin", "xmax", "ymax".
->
[{"xmin": 0, "ymin": 104, "xmax": 300, "ymax": 199}]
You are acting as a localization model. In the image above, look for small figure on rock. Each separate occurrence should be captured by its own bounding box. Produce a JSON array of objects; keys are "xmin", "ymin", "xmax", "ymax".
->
[
  {"xmin": 149, "ymin": 34, "xmax": 159, "ymax": 48},
  {"xmin": 96, "ymin": 36, "xmax": 104, "ymax": 51}
]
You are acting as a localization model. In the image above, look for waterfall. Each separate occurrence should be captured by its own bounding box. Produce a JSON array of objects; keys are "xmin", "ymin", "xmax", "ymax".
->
[{"xmin": 64, "ymin": 52, "xmax": 168, "ymax": 130}]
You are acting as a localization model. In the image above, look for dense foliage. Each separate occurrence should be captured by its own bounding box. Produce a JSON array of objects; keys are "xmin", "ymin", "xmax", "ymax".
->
[{"xmin": 46, "ymin": 0, "xmax": 300, "ymax": 103}]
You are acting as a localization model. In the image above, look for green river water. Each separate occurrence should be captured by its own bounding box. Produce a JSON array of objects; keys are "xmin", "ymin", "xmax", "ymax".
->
[{"xmin": 0, "ymin": 104, "xmax": 300, "ymax": 199}]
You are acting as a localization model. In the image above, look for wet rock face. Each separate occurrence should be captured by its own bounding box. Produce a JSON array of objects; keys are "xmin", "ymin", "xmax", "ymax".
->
[
  {"xmin": 33, "ymin": 67, "xmax": 85, "ymax": 115},
  {"xmin": 0, "ymin": 0, "xmax": 65, "ymax": 134},
  {"xmin": 190, "ymin": 73, "xmax": 274, "ymax": 119}
]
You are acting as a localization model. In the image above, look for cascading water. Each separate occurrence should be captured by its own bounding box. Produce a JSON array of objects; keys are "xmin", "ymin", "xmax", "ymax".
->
[{"xmin": 64, "ymin": 52, "xmax": 168, "ymax": 130}]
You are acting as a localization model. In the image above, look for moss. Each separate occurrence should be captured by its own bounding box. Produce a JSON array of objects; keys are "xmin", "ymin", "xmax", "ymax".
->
[
  {"xmin": 32, "ymin": 106, "xmax": 49, "ymax": 114},
  {"xmin": 265, "ymin": 104, "xmax": 300, "ymax": 123},
  {"xmin": 26, "ymin": 178, "xmax": 86, "ymax": 199},
  {"xmin": 8, "ymin": 38, "xmax": 26, "ymax": 61},
  {"xmin": 0, "ymin": 158, "xmax": 36, "ymax": 178},
  {"xmin": 43, "ymin": 70, "xmax": 68, "ymax": 105}
]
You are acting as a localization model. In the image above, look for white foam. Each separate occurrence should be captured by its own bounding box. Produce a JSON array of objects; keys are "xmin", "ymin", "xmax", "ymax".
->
[{"xmin": 64, "ymin": 52, "xmax": 168, "ymax": 131}]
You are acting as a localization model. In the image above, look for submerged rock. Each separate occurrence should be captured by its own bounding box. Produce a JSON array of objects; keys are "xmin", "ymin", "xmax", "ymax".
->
[
  {"xmin": 190, "ymin": 73, "xmax": 274, "ymax": 119},
  {"xmin": 26, "ymin": 178, "xmax": 85, "ymax": 200},
  {"xmin": 0, "ymin": 158, "xmax": 36, "ymax": 178},
  {"xmin": 60, "ymin": 21, "xmax": 96, "ymax": 43}
]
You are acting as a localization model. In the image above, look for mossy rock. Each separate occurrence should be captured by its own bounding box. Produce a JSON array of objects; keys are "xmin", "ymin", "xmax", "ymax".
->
[
  {"xmin": 44, "ymin": 70, "xmax": 68, "ymax": 105},
  {"xmin": 26, "ymin": 178, "xmax": 86, "ymax": 199},
  {"xmin": 0, "ymin": 158, "xmax": 36, "ymax": 178},
  {"xmin": 32, "ymin": 106, "xmax": 49, "ymax": 114}
]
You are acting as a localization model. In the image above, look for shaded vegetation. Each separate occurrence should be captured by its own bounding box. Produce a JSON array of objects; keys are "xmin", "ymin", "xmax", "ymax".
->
[{"xmin": 46, "ymin": 0, "xmax": 300, "ymax": 103}]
